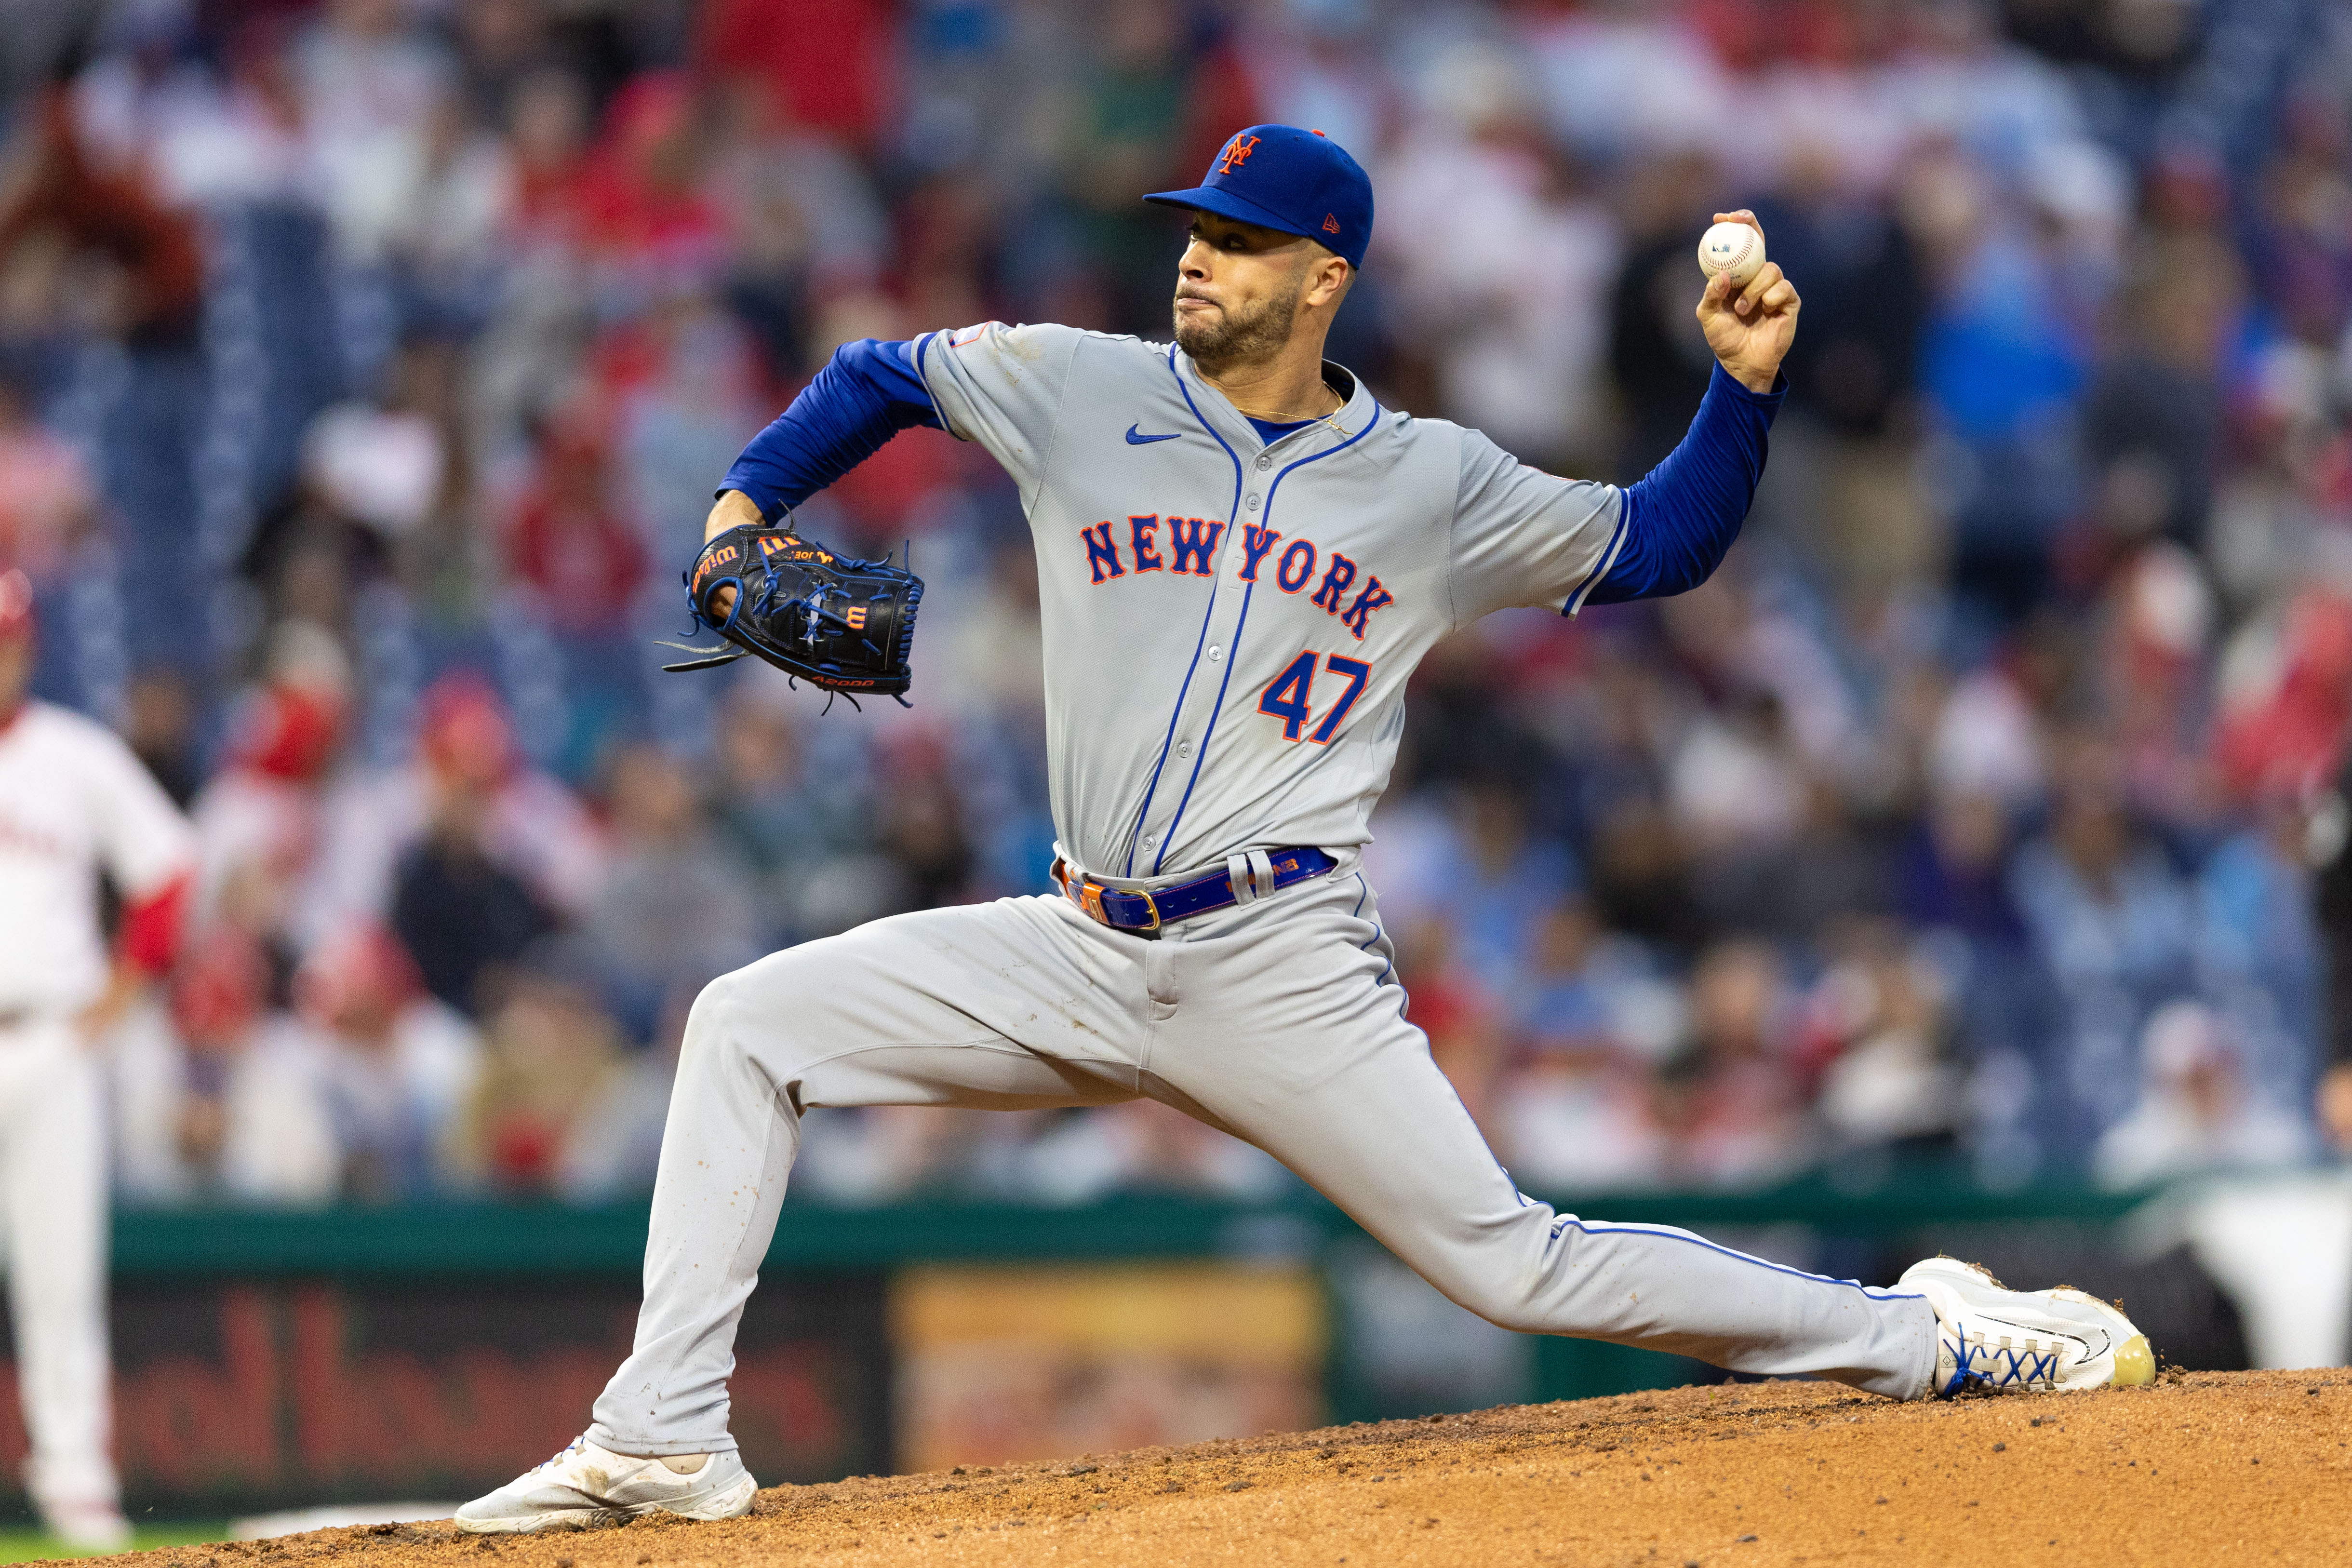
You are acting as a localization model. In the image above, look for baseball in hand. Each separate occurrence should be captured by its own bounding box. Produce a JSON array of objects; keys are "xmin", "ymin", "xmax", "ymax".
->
[{"xmin": 1697, "ymin": 221, "xmax": 1765, "ymax": 288}]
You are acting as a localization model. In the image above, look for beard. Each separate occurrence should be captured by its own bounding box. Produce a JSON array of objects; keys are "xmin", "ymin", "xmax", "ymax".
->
[{"xmin": 1172, "ymin": 272, "xmax": 1305, "ymax": 369}]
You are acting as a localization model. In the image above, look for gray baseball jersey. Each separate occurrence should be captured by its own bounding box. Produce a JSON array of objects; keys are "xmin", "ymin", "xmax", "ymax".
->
[{"xmin": 914, "ymin": 321, "xmax": 1626, "ymax": 879}]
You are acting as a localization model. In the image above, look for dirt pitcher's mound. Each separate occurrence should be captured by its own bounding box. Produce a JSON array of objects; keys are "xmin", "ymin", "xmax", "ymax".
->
[{"xmin": 123, "ymin": 1369, "xmax": 2350, "ymax": 1567}]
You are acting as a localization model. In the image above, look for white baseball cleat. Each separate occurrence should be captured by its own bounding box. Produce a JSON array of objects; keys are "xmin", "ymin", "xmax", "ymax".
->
[
  {"xmin": 1901, "ymin": 1256, "xmax": 2156, "ymax": 1397},
  {"xmin": 454, "ymin": 1435, "xmax": 758, "ymax": 1533}
]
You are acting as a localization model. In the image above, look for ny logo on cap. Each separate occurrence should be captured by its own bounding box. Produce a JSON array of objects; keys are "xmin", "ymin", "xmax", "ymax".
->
[{"xmin": 1217, "ymin": 134, "xmax": 1261, "ymax": 174}]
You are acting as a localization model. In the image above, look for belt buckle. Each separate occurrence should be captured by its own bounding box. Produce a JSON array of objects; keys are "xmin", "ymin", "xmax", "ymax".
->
[
  {"xmin": 1057, "ymin": 860, "xmax": 1163, "ymax": 934},
  {"xmin": 1077, "ymin": 876, "xmax": 1160, "ymax": 933}
]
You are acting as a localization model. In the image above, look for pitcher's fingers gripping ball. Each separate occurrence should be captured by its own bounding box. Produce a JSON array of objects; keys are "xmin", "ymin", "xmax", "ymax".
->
[{"xmin": 1695, "ymin": 212, "xmax": 1799, "ymax": 394}]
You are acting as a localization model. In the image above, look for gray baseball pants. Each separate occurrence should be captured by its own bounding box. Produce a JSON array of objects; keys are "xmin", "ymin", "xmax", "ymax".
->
[{"xmin": 588, "ymin": 866, "xmax": 1935, "ymax": 1455}]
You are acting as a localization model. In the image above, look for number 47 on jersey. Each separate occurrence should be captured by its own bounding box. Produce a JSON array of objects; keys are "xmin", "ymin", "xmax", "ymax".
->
[{"xmin": 1258, "ymin": 652, "xmax": 1371, "ymax": 745}]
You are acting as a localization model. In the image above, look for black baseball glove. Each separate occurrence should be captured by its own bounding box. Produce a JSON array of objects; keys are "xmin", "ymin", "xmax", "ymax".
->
[{"xmin": 663, "ymin": 522, "xmax": 924, "ymax": 708}]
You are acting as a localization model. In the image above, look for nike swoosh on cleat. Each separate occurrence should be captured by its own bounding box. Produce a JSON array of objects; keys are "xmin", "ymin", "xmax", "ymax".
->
[{"xmin": 1125, "ymin": 425, "xmax": 1182, "ymax": 444}]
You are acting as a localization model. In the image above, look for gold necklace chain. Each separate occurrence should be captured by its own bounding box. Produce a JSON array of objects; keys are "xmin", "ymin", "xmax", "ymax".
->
[{"xmin": 1232, "ymin": 384, "xmax": 1347, "ymax": 429}]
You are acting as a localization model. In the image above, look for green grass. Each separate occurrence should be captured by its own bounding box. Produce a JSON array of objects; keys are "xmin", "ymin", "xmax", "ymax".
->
[{"xmin": 0, "ymin": 1525, "xmax": 228, "ymax": 1562}]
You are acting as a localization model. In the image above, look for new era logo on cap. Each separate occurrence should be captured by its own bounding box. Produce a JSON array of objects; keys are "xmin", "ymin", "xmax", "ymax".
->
[{"xmin": 1144, "ymin": 123, "xmax": 1374, "ymax": 269}]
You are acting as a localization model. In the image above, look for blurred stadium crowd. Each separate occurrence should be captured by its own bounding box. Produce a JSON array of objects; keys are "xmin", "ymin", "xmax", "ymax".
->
[{"xmin": 5, "ymin": 0, "xmax": 2352, "ymax": 1209}]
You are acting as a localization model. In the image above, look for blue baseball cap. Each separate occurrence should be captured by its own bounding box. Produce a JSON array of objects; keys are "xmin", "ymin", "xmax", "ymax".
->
[{"xmin": 1144, "ymin": 124, "xmax": 1374, "ymax": 269}]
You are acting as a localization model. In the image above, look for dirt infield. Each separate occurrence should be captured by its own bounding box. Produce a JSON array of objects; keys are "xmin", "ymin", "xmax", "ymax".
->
[{"xmin": 120, "ymin": 1369, "xmax": 2350, "ymax": 1567}]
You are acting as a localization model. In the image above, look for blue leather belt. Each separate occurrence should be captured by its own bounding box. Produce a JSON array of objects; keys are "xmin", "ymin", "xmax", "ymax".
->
[{"xmin": 1053, "ymin": 847, "xmax": 1337, "ymax": 938}]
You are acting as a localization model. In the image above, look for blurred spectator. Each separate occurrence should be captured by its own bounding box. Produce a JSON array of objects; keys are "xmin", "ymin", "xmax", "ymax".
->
[
  {"xmin": 296, "ymin": 923, "xmax": 481, "ymax": 1203},
  {"xmin": 447, "ymin": 939, "xmax": 628, "ymax": 1194},
  {"xmin": 1522, "ymin": 0, "xmax": 1731, "ymax": 167},
  {"xmin": 1667, "ymin": 940, "xmax": 1808, "ymax": 1187},
  {"xmin": 2076, "ymin": 238, "xmax": 2240, "ymax": 557},
  {"xmin": 0, "ymin": 374, "xmax": 95, "ymax": 585},
  {"xmin": 296, "ymin": 0, "xmax": 453, "ymax": 262},
  {"xmin": 618, "ymin": 289, "xmax": 765, "ymax": 553},
  {"xmin": 1670, "ymin": 686, "xmax": 1808, "ymax": 854},
  {"xmin": 572, "ymin": 72, "xmax": 723, "ymax": 284},
  {"xmin": 1911, "ymin": 139, "xmax": 2090, "ymax": 629},
  {"xmin": 1378, "ymin": 41, "xmax": 1619, "ymax": 468},
  {"xmin": 317, "ymin": 671, "xmax": 602, "ymax": 964},
  {"xmin": 380, "ymin": 89, "xmax": 514, "ymax": 322},
  {"xmin": 1928, "ymin": 651, "xmax": 2053, "ymax": 814},
  {"xmin": 694, "ymin": 0, "xmax": 896, "ymax": 147},
  {"xmin": 874, "ymin": 734, "xmax": 977, "ymax": 913},
  {"xmin": 2094, "ymin": 1001, "xmax": 2314, "ymax": 1187},
  {"xmin": 1800, "ymin": 919, "xmax": 1963, "ymax": 1153},
  {"xmin": 2010, "ymin": 743, "xmax": 2197, "ymax": 1149},
  {"xmin": 2213, "ymin": 588, "xmax": 2352, "ymax": 804},
  {"xmin": 304, "ymin": 396, "xmax": 447, "ymax": 542},
  {"xmin": 120, "ymin": 668, "xmax": 202, "ymax": 808},
  {"xmin": 1064, "ymin": 0, "xmax": 1258, "ymax": 335},
  {"xmin": 501, "ymin": 66, "xmax": 592, "ymax": 239},
  {"xmin": 155, "ymin": 928, "xmax": 339, "ymax": 1204},
  {"xmin": 1751, "ymin": 144, "xmax": 1924, "ymax": 441},
  {"xmin": 379, "ymin": 677, "xmax": 575, "ymax": 1016},
  {"xmin": 706, "ymin": 679, "xmax": 873, "ymax": 940},
  {"xmin": 1235, "ymin": 0, "xmax": 1391, "ymax": 170},
  {"xmin": 389, "ymin": 781, "xmax": 556, "ymax": 1019},
  {"xmin": 1745, "ymin": 138, "xmax": 1932, "ymax": 601},
  {"xmin": 1897, "ymin": 787, "xmax": 2026, "ymax": 943},
  {"xmin": 555, "ymin": 1010, "xmax": 682, "ymax": 1205},
  {"xmin": 1607, "ymin": 149, "xmax": 1725, "ymax": 475},
  {"xmin": 2196, "ymin": 793, "xmax": 2324, "ymax": 1118},
  {"xmin": 450, "ymin": 0, "xmax": 564, "ymax": 134},
  {"xmin": 190, "ymin": 624, "xmax": 351, "ymax": 956},
  {"xmin": 1398, "ymin": 909, "xmax": 1509, "ymax": 1138},
  {"xmin": 1432, "ymin": 777, "xmax": 1580, "ymax": 993},
  {"xmin": 0, "ymin": 91, "xmax": 202, "ymax": 348},
  {"xmin": 704, "ymin": 77, "xmax": 885, "ymax": 378},
  {"xmin": 1494, "ymin": 899, "xmax": 1673, "ymax": 1192},
  {"xmin": 585, "ymin": 741, "xmax": 763, "ymax": 1043},
  {"xmin": 501, "ymin": 411, "xmax": 647, "ymax": 630}
]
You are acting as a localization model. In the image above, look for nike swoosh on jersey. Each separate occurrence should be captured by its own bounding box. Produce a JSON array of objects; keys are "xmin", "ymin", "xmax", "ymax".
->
[{"xmin": 1125, "ymin": 425, "xmax": 1182, "ymax": 444}]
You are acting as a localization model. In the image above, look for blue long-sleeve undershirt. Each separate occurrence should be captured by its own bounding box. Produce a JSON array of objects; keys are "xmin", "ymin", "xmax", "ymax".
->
[
  {"xmin": 1584, "ymin": 363, "xmax": 1785, "ymax": 606},
  {"xmin": 717, "ymin": 338, "xmax": 1782, "ymax": 610},
  {"xmin": 719, "ymin": 337, "xmax": 939, "ymax": 518}
]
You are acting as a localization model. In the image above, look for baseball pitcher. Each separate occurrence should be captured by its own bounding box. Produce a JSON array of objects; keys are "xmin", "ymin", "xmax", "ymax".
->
[{"xmin": 458, "ymin": 127, "xmax": 2153, "ymax": 1533}]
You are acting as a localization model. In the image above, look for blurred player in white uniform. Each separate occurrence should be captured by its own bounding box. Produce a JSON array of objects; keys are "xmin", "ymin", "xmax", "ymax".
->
[{"xmin": 0, "ymin": 568, "xmax": 195, "ymax": 1547}]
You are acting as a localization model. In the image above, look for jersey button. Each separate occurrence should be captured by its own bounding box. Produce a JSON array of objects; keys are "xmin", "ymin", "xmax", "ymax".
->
[
  {"xmin": 1245, "ymin": 494, "xmax": 1261, "ymax": 511},
  {"xmin": 1143, "ymin": 835, "xmax": 1159, "ymax": 850},
  {"xmin": 1207, "ymin": 645, "xmax": 1223, "ymax": 662},
  {"xmin": 1177, "ymin": 740, "xmax": 1193, "ymax": 757},
  {"xmin": 1254, "ymin": 455, "xmax": 1272, "ymax": 471}
]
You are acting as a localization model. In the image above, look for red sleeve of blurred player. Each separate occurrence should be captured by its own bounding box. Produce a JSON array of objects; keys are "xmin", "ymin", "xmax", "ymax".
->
[{"xmin": 118, "ymin": 871, "xmax": 190, "ymax": 977}]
